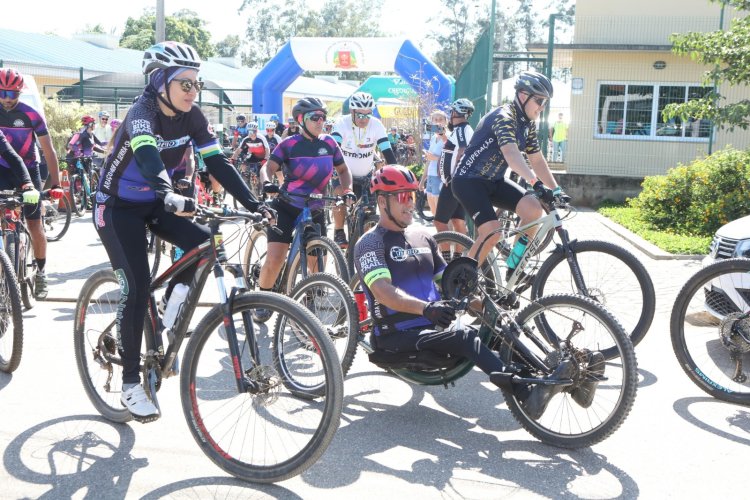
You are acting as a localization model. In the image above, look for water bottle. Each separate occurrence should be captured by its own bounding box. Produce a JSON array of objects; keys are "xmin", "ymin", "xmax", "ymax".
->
[
  {"xmin": 505, "ymin": 235, "xmax": 529, "ymax": 270},
  {"xmin": 162, "ymin": 283, "xmax": 189, "ymax": 331}
]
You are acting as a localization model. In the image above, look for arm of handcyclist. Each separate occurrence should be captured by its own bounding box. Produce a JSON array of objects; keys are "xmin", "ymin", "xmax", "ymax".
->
[{"xmin": 369, "ymin": 278, "xmax": 431, "ymax": 316}]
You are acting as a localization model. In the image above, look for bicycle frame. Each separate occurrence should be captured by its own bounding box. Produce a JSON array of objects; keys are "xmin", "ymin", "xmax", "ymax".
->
[{"xmin": 74, "ymin": 158, "xmax": 93, "ymax": 200}]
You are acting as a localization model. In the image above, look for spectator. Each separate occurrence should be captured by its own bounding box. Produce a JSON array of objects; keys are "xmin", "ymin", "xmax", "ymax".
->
[
  {"xmin": 387, "ymin": 126, "xmax": 400, "ymax": 147},
  {"xmin": 418, "ymin": 110, "xmax": 448, "ymax": 216},
  {"xmin": 549, "ymin": 113, "xmax": 568, "ymax": 162}
]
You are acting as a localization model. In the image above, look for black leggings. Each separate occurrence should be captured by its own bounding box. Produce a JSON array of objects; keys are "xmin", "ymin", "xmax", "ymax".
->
[
  {"xmin": 374, "ymin": 327, "xmax": 504, "ymax": 376},
  {"xmin": 94, "ymin": 197, "xmax": 210, "ymax": 384}
]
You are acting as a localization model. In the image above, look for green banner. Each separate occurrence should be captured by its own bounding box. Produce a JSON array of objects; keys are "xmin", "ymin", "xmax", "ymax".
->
[{"xmin": 455, "ymin": 28, "xmax": 491, "ymax": 128}]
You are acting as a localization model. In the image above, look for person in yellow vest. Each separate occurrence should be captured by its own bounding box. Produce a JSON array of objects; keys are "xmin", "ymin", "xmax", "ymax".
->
[{"xmin": 549, "ymin": 113, "xmax": 568, "ymax": 163}]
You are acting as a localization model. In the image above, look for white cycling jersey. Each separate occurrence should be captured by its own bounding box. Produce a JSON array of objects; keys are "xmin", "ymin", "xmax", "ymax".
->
[{"xmin": 332, "ymin": 114, "xmax": 388, "ymax": 177}]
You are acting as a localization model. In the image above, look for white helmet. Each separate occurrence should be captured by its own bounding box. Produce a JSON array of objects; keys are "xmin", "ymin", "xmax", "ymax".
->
[
  {"xmin": 349, "ymin": 92, "xmax": 374, "ymax": 111},
  {"xmin": 247, "ymin": 121, "xmax": 259, "ymax": 131},
  {"xmin": 142, "ymin": 41, "xmax": 202, "ymax": 75}
]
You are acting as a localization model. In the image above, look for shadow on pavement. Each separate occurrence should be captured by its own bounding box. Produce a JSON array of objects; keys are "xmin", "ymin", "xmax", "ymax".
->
[
  {"xmin": 673, "ymin": 397, "xmax": 750, "ymax": 446},
  {"xmin": 141, "ymin": 476, "xmax": 302, "ymax": 500}
]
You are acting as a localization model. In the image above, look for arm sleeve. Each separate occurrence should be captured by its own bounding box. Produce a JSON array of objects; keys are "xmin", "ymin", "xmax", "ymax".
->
[
  {"xmin": 0, "ymin": 133, "xmax": 32, "ymax": 186},
  {"xmin": 131, "ymin": 144, "xmax": 174, "ymax": 199},
  {"xmin": 377, "ymin": 137, "xmax": 397, "ymax": 164},
  {"xmin": 204, "ymin": 153, "xmax": 260, "ymax": 212}
]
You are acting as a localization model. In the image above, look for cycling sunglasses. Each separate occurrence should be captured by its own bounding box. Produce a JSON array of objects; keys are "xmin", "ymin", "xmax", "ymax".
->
[
  {"xmin": 0, "ymin": 90, "xmax": 21, "ymax": 99},
  {"xmin": 173, "ymin": 78, "xmax": 205, "ymax": 93},
  {"xmin": 354, "ymin": 112, "xmax": 372, "ymax": 120},
  {"xmin": 304, "ymin": 112, "xmax": 327, "ymax": 123},
  {"xmin": 531, "ymin": 96, "xmax": 548, "ymax": 107},
  {"xmin": 388, "ymin": 190, "xmax": 415, "ymax": 204}
]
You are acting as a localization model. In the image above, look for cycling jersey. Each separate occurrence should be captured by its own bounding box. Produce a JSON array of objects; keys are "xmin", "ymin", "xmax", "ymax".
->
[
  {"xmin": 440, "ymin": 122, "xmax": 474, "ymax": 183},
  {"xmin": 0, "ymin": 129, "xmax": 32, "ymax": 185},
  {"xmin": 354, "ymin": 225, "xmax": 445, "ymax": 335},
  {"xmin": 98, "ymin": 89, "xmax": 220, "ymax": 203},
  {"xmin": 237, "ymin": 134, "xmax": 268, "ymax": 163},
  {"xmin": 234, "ymin": 124, "xmax": 249, "ymax": 142},
  {"xmin": 264, "ymin": 133, "xmax": 282, "ymax": 152},
  {"xmin": 271, "ymin": 133, "xmax": 344, "ymax": 210},
  {"xmin": 68, "ymin": 127, "xmax": 103, "ymax": 158},
  {"xmin": 0, "ymin": 101, "xmax": 47, "ymax": 169},
  {"xmin": 454, "ymin": 101, "xmax": 539, "ymax": 181},
  {"xmin": 331, "ymin": 115, "xmax": 393, "ymax": 177}
]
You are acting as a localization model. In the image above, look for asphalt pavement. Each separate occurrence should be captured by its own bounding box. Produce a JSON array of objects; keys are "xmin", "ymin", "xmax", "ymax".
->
[{"xmin": 1, "ymin": 207, "xmax": 748, "ymax": 499}]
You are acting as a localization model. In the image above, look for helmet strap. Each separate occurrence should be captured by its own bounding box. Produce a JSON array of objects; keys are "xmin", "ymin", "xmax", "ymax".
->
[
  {"xmin": 300, "ymin": 119, "xmax": 317, "ymax": 140},
  {"xmin": 383, "ymin": 195, "xmax": 409, "ymax": 229},
  {"xmin": 516, "ymin": 93, "xmax": 534, "ymax": 120},
  {"xmin": 156, "ymin": 89, "xmax": 183, "ymax": 116}
]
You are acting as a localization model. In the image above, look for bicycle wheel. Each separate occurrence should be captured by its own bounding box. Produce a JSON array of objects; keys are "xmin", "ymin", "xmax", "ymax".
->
[
  {"xmin": 242, "ymin": 228, "xmax": 268, "ymax": 290},
  {"xmin": 531, "ymin": 240, "xmax": 655, "ymax": 358},
  {"xmin": 284, "ymin": 273, "xmax": 358, "ymax": 377},
  {"xmin": 181, "ymin": 291, "xmax": 343, "ymax": 483},
  {"xmin": 498, "ymin": 293, "xmax": 637, "ymax": 448},
  {"xmin": 146, "ymin": 231, "xmax": 162, "ymax": 281},
  {"xmin": 74, "ymin": 269, "xmax": 152, "ymax": 423},
  {"xmin": 285, "ymin": 236, "xmax": 349, "ymax": 293},
  {"xmin": 346, "ymin": 215, "xmax": 379, "ymax": 278},
  {"xmin": 18, "ymin": 231, "xmax": 35, "ymax": 310},
  {"xmin": 415, "ymin": 190, "xmax": 434, "ymax": 222},
  {"xmin": 69, "ymin": 174, "xmax": 85, "ymax": 217},
  {"xmin": 44, "ymin": 197, "xmax": 72, "ymax": 242},
  {"xmin": 88, "ymin": 170, "xmax": 100, "ymax": 209},
  {"xmin": 0, "ymin": 250, "xmax": 24, "ymax": 373},
  {"xmin": 670, "ymin": 258, "xmax": 750, "ymax": 405}
]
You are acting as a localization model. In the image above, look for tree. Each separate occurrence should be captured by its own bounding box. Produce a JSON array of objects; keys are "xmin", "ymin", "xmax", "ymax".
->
[
  {"xmin": 428, "ymin": 0, "xmax": 484, "ymax": 78},
  {"xmin": 78, "ymin": 24, "xmax": 106, "ymax": 34},
  {"xmin": 119, "ymin": 9, "xmax": 216, "ymax": 59},
  {"xmin": 216, "ymin": 35, "xmax": 241, "ymax": 58},
  {"xmin": 664, "ymin": 0, "xmax": 750, "ymax": 131}
]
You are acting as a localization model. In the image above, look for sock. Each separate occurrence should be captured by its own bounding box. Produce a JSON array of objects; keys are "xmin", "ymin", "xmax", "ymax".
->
[
  {"xmin": 122, "ymin": 382, "xmax": 138, "ymax": 392},
  {"xmin": 260, "ymin": 287, "xmax": 273, "ymax": 292},
  {"xmin": 36, "ymin": 258, "xmax": 46, "ymax": 274}
]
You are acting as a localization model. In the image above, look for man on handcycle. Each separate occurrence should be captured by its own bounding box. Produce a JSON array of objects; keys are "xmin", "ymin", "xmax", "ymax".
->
[
  {"xmin": 354, "ymin": 165, "xmax": 572, "ymax": 420},
  {"xmin": 451, "ymin": 71, "xmax": 565, "ymax": 272}
]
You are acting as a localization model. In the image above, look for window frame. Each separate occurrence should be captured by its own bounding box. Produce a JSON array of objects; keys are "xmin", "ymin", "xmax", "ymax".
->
[{"xmin": 594, "ymin": 81, "xmax": 711, "ymax": 142}]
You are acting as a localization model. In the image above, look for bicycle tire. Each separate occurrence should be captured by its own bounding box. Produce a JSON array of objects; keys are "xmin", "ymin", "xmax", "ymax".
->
[
  {"xmin": 283, "ymin": 273, "xmax": 359, "ymax": 377},
  {"xmin": 44, "ymin": 196, "xmax": 72, "ymax": 242},
  {"xmin": 69, "ymin": 174, "xmax": 85, "ymax": 217},
  {"xmin": 0, "ymin": 249, "xmax": 24, "ymax": 373},
  {"xmin": 499, "ymin": 293, "xmax": 638, "ymax": 448},
  {"xmin": 242, "ymin": 229, "xmax": 268, "ymax": 289},
  {"xmin": 89, "ymin": 170, "xmax": 99, "ymax": 209},
  {"xmin": 670, "ymin": 258, "xmax": 750, "ymax": 405},
  {"xmin": 285, "ymin": 235, "xmax": 349, "ymax": 293},
  {"xmin": 181, "ymin": 291, "xmax": 343, "ymax": 483},
  {"xmin": 146, "ymin": 232, "xmax": 162, "ymax": 281},
  {"xmin": 415, "ymin": 191, "xmax": 434, "ymax": 222},
  {"xmin": 346, "ymin": 214, "xmax": 379, "ymax": 278},
  {"xmin": 531, "ymin": 240, "xmax": 655, "ymax": 359},
  {"xmin": 18, "ymin": 231, "xmax": 35, "ymax": 310}
]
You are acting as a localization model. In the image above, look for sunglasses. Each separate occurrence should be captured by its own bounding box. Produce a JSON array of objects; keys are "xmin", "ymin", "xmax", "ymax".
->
[
  {"xmin": 0, "ymin": 90, "xmax": 20, "ymax": 99},
  {"xmin": 304, "ymin": 112, "xmax": 327, "ymax": 123},
  {"xmin": 531, "ymin": 96, "xmax": 548, "ymax": 107},
  {"xmin": 354, "ymin": 112, "xmax": 372, "ymax": 120},
  {"xmin": 173, "ymin": 78, "xmax": 205, "ymax": 93},
  {"xmin": 101, "ymin": 117, "xmax": 109, "ymax": 121},
  {"xmin": 388, "ymin": 191, "xmax": 415, "ymax": 204}
]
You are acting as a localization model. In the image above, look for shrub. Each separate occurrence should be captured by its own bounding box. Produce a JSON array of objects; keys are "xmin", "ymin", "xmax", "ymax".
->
[
  {"xmin": 42, "ymin": 98, "xmax": 100, "ymax": 163},
  {"xmin": 632, "ymin": 147, "xmax": 750, "ymax": 236}
]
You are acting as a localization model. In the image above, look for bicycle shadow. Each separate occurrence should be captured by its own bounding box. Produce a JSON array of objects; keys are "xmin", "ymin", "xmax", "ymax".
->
[
  {"xmin": 0, "ymin": 372, "xmax": 13, "ymax": 392},
  {"xmin": 673, "ymin": 397, "xmax": 750, "ymax": 446},
  {"xmin": 303, "ymin": 370, "xmax": 639, "ymax": 498},
  {"xmin": 3, "ymin": 414, "xmax": 147, "ymax": 499},
  {"xmin": 141, "ymin": 476, "xmax": 302, "ymax": 500}
]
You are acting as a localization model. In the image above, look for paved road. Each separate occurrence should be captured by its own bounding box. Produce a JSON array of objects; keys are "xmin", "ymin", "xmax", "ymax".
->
[{"xmin": 1, "ymin": 209, "xmax": 747, "ymax": 499}]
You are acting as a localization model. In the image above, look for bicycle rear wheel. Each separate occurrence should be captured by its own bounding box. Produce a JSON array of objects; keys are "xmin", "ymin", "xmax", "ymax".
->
[
  {"xmin": 670, "ymin": 258, "xmax": 750, "ymax": 405},
  {"xmin": 18, "ymin": 231, "xmax": 36, "ymax": 310},
  {"xmin": 499, "ymin": 294, "xmax": 638, "ymax": 448},
  {"xmin": 0, "ymin": 250, "xmax": 23, "ymax": 373},
  {"xmin": 242, "ymin": 228, "xmax": 268, "ymax": 290},
  {"xmin": 181, "ymin": 292, "xmax": 343, "ymax": 483},
  {"xmin": 415, "ymin": 190, "xmax": 434, "ymax": 222},
  {"xmin": 285, "ymin": 236, "xmax": 349, "ymax": 293}
]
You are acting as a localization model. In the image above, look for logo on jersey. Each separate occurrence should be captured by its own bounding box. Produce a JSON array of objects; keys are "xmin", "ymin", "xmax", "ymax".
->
[
  {"xmin": 317, "ymin": 148, "xmax": 328, "ymax": 156},
  {"xmin": 12, "ymin": 119, "xmax": 24, "ymax": 128},
  {"xmin": 358, "ymin": 251, "xmax": 380, "ymax": 274},
  {"xmin": 389, "ymin": 246, "xmax": 431, "ymax": 262},
  {"xmin": 131, "ymin": 119, "xmax": 151, "ymax": 136}
]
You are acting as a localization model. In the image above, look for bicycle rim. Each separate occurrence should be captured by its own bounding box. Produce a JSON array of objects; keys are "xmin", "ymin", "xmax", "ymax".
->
[
  {"xmin": 285, "ymin": 236, "xmax": 349, "ymax": 293},
  {"xmin": 243, "ymin": 229, "xmax": 268, "ymax": 289},
  {"xmin": 181, "ymin": 292, "xmax": 343, "ymax": 483},
  {"xmin": 670, "ymin": 258, "xmax": 750, "ymax": 404},
  {"xmin": 0, "ymin": 250, "xmax": 23, "ymax": 373}
]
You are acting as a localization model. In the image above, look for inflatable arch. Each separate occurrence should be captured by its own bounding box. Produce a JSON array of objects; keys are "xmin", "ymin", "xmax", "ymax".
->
[{"xmin": 252, "ymin": 38, "xmax": 452, "ymax": 117}]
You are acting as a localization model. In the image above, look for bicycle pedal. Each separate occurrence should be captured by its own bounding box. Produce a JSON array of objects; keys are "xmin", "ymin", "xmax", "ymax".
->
[{"xmin": 132, "ymin": 413, "xmax": 161, "ymax": 424}]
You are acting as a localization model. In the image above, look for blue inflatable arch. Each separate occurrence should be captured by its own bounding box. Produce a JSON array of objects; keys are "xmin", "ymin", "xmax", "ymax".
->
[{"xmin": 252, "ymin": 38, "xmax": 452, "ymax": 117}]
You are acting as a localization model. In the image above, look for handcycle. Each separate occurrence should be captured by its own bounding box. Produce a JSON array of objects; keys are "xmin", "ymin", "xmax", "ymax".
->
[
  {"xmin": 433, "ymin": 192, "xmax": 655, "ymax": 359},
  {"xmin": 243, "ymin": 189, "xmax": 359, "ymax": 375},
  {"xmin": 670, "ymin": 257, "xmax": 750, "ymax": 405},
  {"xmin": 351, "ymin": 248, "xmax": 638, "ymax": 448},
  {"xmin": 74, "ymin": 204, "xmax": 344, "ymax": 483},
  {"xmin": 0, "ymin": 192, "xmax": 25, "ymax": 372},
  {"xmin": 66, "ymin": 156, "xmax": 97, "ymax": 216}
]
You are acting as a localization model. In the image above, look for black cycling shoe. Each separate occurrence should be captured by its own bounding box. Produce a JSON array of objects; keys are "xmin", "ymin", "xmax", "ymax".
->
[
  {"xmin": 521, "ymin": 359, "xmax": 576, "ymax": 420},
  {"xmin": 571, "ymin": 350, "xmax": 605, "ymax": 408}
]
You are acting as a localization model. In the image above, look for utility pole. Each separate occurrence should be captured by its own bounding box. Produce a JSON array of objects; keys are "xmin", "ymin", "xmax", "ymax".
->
[
  {"xmin": 485, "ymin": 0, "xmax": 497, "ymax": 114},
  {"xmin": 156, "ymin": 0, "xmax": 166, "ymax": 43}
]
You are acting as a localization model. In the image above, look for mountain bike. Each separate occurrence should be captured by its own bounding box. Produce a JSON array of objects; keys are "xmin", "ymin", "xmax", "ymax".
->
[
  {"xmin": 433, "ymin": 193, "xmax": 655, "ymax": 359},
  {"xmin": 670, "ymin": 257, "xmax": 750, "ymax": 405},
  {"xmin": 232, "ymin": 158, "xmax": 264, "ymax": 207},
  {"xmin": 43, "ymin": 194, "xmax": 72, "ymax": 242},
  {"xmin": 0, "ymin": 193, "xmax": 25, "ymax": 372},
  {"xmin": 344, "ymin": 177, "xmax": 379, "ymax": 277},
  {"xmin": 1, "ymin": 191, "xmax": 44, "ymax": 309},
  {"xmin": 74, "ymin": 205, "xmax": 343, "ymax": 483},
  {"xmin": 67, "ymin": 156, "xmax": 95, "ymax": 217}
]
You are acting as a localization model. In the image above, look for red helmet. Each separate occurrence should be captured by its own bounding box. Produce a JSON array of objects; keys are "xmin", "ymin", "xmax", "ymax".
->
[
  {"xmin": 81, "ymin": 115, "xmax": 96, "ymax": 126},
  {"xmin": 0, "ymin": 69, "xmax": 24, "ymax": 92},
  {"xmin": 370, "ymin": 165, "xmax": 419, "ymax": 194}
]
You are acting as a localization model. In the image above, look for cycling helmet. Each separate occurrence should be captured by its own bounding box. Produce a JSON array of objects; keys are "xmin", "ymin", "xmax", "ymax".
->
[
  {"xmin": 110, "ymin": 119, "xmax": 121, "ymax": 130},
  {"xmin": 514, "ymin": 71, "xmax": 554, "ymax": 99},
  {"xmin": 450, "ymin": 98, "xmax": 475, "ymax": 117},
  {"xmin": 292, "ymin": 97, "xmax": 327, "ymax": 121},
  {"xmin": 370, "ymin": 165, "xmax": 419, "ymax": 194},
  {"xmin": 270, "ymin": 114, "xmax": 280, "ymax": 121},
  {"xmin": 81, "ymin": 115, "xmax": 96, "ymax": 126},
  {"xmin": 265, "ymin": 121, "xmax": 277, "ymax": 129},
  {"xmin": 0, "ymin": 69, "xmax": 24, "ymax": 92},
  {"xmin": 142, "ymin": 41, "xmax": 202, "ymax": 75},
  {"xmin": 349, "ymin": 91, "xmax": 375, "ymax": 111},
  {"xmin": 236, "ymin": 114, "xmax": 247, "ymax": 122},
  {"xmin": 98, "ymin": 110, "xmax": 110, "ymax": 118},
  {"xmin": 247, "ymin": 121, "xmax": 259, "ymax": 131}
]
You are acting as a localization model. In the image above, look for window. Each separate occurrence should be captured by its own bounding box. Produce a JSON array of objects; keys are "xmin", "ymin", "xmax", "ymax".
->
[{"xmin": 596, "ymin": 83, "xmax": 711, "ymax": 140}]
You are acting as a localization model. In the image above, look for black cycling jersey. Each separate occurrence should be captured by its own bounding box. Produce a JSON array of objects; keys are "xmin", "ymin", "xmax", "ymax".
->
[
  {"xmin": 0, "ymin": 129, "xmax": 32, "ymax": 185},
  {"xmin": 440, "ymin": 121, "xmax": 473, "ymax": 182}
]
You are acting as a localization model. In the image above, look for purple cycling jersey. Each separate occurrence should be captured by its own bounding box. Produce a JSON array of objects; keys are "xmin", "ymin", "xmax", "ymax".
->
[{"xmin": 0, "ymin": 101, "xmax": 48, "ymax": 169}]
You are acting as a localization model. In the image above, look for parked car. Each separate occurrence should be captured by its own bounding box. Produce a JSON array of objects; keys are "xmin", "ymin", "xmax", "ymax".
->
[{"xmin": 702, "ymin": 215, "xmax": 750, "ymax": 319}]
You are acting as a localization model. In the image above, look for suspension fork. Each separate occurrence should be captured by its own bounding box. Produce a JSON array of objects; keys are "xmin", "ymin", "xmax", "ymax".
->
[{"xmin": 555, "ymin": 226, "xmax": 589, "ymax": 294}]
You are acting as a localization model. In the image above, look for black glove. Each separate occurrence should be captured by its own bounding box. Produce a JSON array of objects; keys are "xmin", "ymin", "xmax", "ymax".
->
[
  {"xmin": 423, "ymin": 301, "xmax": 457, "ymax": 329},
  {"xmin": 342, "ymin": 191, "xmax": 357, "ymax": 204},
  {"xmin": 256, "ymin": 203, "xmax": 277, "ymax": 221},
  {"xmin": 532, "ymin": 180, "xmax": 554, "ymax": 204},
  {"xmin": 263, "ymin": 182, "xmax": 279, "ymax": 194},
  {"xmin": 164, "ymin": 192, "xmax": 196, "ymax": 214}
]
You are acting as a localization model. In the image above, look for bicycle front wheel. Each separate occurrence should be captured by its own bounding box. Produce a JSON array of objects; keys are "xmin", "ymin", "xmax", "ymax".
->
[
  {"xmin": 18, "ymin": 232, "xmax": 36, "ymax": 310},
  {"xmin": 285, "ymin": 236, "xmax": 349, "ymax": 293},
  {"xmin": 44, "ymin": 197, "xmax": 72, "ymax": 242},
  {"xmin": 670, "ymin": 258, "xmax": 750, "ymax": 405},
  {"xmin": 69, "ymin": 174, "xmax": 86, "ymax": 216},
  {"xmin": 499, "ymin": 294, "xmax": 638, "ymax": 448},
  {"xmin": 181, "ymin": 291, "xmax": 343, "ymax": 483},
  {"xmin": 0, "ymin": 250, "xmax": 23, "ymax": 373},
  {"xmin": 531, "ymin": 240, "xmax": 655, "ymax": 358}
]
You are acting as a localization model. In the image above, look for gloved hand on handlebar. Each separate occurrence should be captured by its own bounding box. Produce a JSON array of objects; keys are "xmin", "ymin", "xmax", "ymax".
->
[
  {"xmin": 256, "ymin": 203, "xmax": 277, "ymax": 222},
  {"xmin": 163, "ymin": 192, "xmax": 196, "ymax": 216},
  {"xmin": 423, "ymin": 300, "xmax": 457, "ymax": 329},
  {"xmin": 48, "ymin": 185, "xmax": 65, "ymax": 200},
  {"xmin": 342, "ymin": 190, "xmax": 357, "ymax": 206},
  {"xmin": 552, "ymin": 186, "xmax": 572, "ymax": 204},
  {"xmin": 21, "ymin": 185, "xmax": 40, "ymax": 205},
  {"xmin": 531, "ymin": 180, "xmax": 555, "ymax": 204},
  {"xmin": 263, "ymin": 182, "xmax": 279, "ymax": 194}
]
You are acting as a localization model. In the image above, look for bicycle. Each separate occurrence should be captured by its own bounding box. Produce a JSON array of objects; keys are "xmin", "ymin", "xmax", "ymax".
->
[
  {"xmin": 74, "ymin": 204, "xmax": 344, "ymax": 483},
  {"xmin": 43, "ymin": 194, "xmax": 72, "ymax": 242},
  {"xmin": 344, "ymin": 176, "xmax": 379, "ymax": 277},
  {"xmin": 232, "ymin": 158, "xmax": 264, "ymax": 207},
  {"xmin": 433, "ymin": 194, "xmax": 655, "ymax": 359},
  {"xmin": 670, "ymin": 257, "xmax": 750, "ymax": 405},
  {"xmin": 67, "ymin": 156, "xmax": 95, "ymax": 217},
  {"xmin": 0, "ymin": 193, "xmax": 25, "ymax": 373}
]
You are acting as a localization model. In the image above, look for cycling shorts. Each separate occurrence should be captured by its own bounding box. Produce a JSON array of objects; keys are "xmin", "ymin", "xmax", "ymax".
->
[
  {"xmin": 451, "ymin": 175, "xmax": 525, "ymax": 227},
  {"xmin": 267, "ymin": 197, "xmax": 327, "ymax": 244},
  {"xmin": 434, "ymin": 181, "xmax": 465, "ymax": 224}
]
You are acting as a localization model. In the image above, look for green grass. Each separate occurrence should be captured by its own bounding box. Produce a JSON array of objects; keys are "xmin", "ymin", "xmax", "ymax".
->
[{"xmin": 598, "ymin": 205, "xmax": 712, "ymax": 255}]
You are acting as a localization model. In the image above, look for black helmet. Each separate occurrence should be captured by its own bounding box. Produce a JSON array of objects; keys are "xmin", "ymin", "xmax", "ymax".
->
[
  {"xmin": 292, "ymin": 97, "xmax": 327, "ymax": 121},
  {"xmin": 450, "ymin": 98, "xmax": 475, "ymax": 117},
  {"xmin": 514, "ymin": 71, "xmax": 554, "ymax": 99}
]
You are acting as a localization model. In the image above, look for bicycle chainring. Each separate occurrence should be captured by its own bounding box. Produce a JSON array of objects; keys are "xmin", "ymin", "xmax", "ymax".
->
[{"xmin": 441, "ymin": 257, "xmax": 479, "ymax": 300}]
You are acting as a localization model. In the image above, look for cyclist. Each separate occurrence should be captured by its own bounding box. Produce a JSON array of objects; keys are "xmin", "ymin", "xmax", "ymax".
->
[
  {"xmin": 452, "ymin": 70, "xmax": 563, "ymax": 268},
  {"xmin": 323, "ymin": 119, "xmax": 335, "ymax": 135},
  {"xmin": 263, "ymin": 121, "xmax": 282, "ymax": 152},
  {"xmin": 255, "ymin": 97, "xmax": 352, "ymax": 321},
  {"xmin": 231, "ymin": 121, "xmax": 269, "ymax": 169},
  {"xmin": 353, "ymin": 165, "xmax": 571, "ymax": 420},
  {"xmin": 230, "ymin": 114, "xmax": 249, "ymax": 149},
  {"xmin": 0, "ymin": 68, "xmax": 64, "ymax": 299},
  {"xmin": 94, "ymin": 41, "xmax": 274, "ymax": 422},
  {"xmin": 434, "ymin": 98, "xmax": 474, "ymax": 260},
  {"xmin": 281, "ymin": 116, "xmax": 300, "ymax": 139},
  {"xmin": 67, "ymin": 115, "xmax": 105, "ymax": 173},
  {"xmin": 0, "ymin": 129, "xmax": 43, "ymax": 205},
  {"xmin": 330, "ymin": 91, "xmax": 396, "ymax": 248},
  {"xmin": 271, "ymin": 114, "xmax": 285, "ymax": 137}
]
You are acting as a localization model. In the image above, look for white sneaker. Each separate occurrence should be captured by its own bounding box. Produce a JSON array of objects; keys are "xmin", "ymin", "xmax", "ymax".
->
[{"xmin": 121, "ymin": 384, "xmax": 160, "ymax": 422}]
